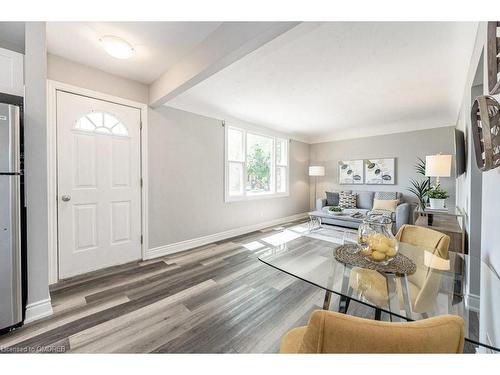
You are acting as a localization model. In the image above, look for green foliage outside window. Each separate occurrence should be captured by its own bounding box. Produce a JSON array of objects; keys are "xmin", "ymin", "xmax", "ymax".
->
[{"xmin": 246, "ymin": 145, "xmax": 271, "ymax": 191}]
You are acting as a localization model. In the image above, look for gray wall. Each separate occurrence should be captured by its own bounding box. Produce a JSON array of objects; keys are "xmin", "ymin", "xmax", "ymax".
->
[
  {"xmin": 24, "ymin": 23, "xmax": 50, "ymax": 307},
  {"xmin": 309, "ymin": 127, "xmax": 456, "ymax": 209},
  {"xmin": 148, "ymin": 106, "xmax": 310, "ymax": 248},
  {"xmin": 47, "ymin": 54, "xmax": 149, "ymax": 104}
]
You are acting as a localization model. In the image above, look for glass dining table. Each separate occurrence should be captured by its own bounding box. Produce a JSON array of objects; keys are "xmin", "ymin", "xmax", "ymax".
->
[{"xmin": 257, "ymin": 224, "xmax": 500, "ymax": 353}]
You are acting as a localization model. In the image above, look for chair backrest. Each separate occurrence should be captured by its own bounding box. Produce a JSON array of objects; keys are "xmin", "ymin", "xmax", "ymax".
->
[
  {"xmin": 395, "ymin": 224, "xmax": 451, "ymax": 313},
  {"xmin": 298, "ymin": 310, "xmax": 464, "ymax": 353},
  {"xmin": 396, "ymin": 224, "xmax": 450, "ymax": 259}
]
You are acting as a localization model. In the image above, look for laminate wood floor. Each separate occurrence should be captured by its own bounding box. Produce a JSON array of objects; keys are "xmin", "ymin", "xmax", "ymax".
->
[{"xmin": 0, "ymin": 220, "xmax": 475, "ymax": 353}]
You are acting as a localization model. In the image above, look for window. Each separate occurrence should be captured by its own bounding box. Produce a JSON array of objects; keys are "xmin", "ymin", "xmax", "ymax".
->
[
  {"xmin": 225, "ymin": 125, "xmax": 289, "ymax": 201},
  {"xmin": 76, "ymin": 112, "xmax": 129, "ymax": 136}
]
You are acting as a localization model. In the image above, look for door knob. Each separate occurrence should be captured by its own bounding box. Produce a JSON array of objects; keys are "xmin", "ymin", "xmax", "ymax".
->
[{"xmin": 61, "ymin": 195, "xmax": 71, "ymax": 202}]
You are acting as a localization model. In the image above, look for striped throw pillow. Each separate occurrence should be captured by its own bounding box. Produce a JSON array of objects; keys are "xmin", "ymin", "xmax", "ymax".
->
[{"xmin": 339, "ymin": 191, "xmax": 357, "ymax": 208}]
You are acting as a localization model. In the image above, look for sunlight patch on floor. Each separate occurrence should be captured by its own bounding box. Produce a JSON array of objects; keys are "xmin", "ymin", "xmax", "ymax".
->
[
  {"xmin": 243, "ymin": 241, "xmax": 266, "ymax": 251},
  {"xmin": 261, "ymin": 230, "xmax": 301, "ymax": 246}
]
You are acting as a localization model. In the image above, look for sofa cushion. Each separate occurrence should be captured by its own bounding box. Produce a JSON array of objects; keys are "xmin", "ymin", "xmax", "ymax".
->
[
  {"xmin": 375, "ymin": 191, "xmax": 402, "ymax": 201},
  {"xmin": 339, "ymin": 191, "xmax": 357, "ymax": 208},
  {"xmin": 356, "ymin": 191, "xmax": 375, "ymax": 210},
  {"xmin": 373, "ymin": 199, "xmax": 399, "ymax": 212},
  {"xmin": 325, "ymin": 191, "xmax": 339, "ymax": 206}
]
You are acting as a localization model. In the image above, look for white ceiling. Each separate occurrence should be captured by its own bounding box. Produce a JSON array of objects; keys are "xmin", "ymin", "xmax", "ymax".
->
[
  {"xmin": 47, "ymin": 22, "xmax": 221, "ymax": 84},
  {"xmin": 166, "ymin": 22, "xmax": 478, "ymax": 143}
]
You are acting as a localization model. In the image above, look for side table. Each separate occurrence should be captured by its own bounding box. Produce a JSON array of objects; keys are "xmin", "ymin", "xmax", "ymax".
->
[{"xmin": 413, "ymin": 206, "xmax": 465, "ymax": 253}]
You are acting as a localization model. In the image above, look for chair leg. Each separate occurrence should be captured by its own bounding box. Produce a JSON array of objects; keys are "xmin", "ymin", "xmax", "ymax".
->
[
  {"xmin": 338, "ymin": 296, "xmax": 351, "ymax": 314},
  {"xmin": 323, "ymin": 291, "xmax": 332, "ymax": 310},
  {"xmin": 374, "ymin": 308, "xmax": 382, "ymax": 321},
  {"xmin": 345, "ymin": 296, "xmax": 351, "ymax": 312}
]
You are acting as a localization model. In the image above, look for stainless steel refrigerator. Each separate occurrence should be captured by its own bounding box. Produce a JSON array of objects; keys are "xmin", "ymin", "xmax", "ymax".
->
[{"xmin": 0, "ymin": 102, "xmax": 23, "ymax": 332}]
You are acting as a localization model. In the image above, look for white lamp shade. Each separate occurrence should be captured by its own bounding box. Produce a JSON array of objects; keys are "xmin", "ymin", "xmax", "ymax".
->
[
  {"xmin": 425, "ymin": 154, "xmax": 452, "ymax": 177},
  {"xmin": 309, "ymin": 166, "xmax": 325, "ymax": 177}
]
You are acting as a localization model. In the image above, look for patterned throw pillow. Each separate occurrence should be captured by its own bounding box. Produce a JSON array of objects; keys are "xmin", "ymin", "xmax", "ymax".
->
[
  {"xmin": 374, "ymin": 191, "xmax": 400, "ymax": 200},
  {"xmin": 339, "ymin": 191, "xmax": 357, "ymax": 208}
]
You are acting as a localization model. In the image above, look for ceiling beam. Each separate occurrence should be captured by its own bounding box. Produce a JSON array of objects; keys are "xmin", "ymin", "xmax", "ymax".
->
[{"xmin": 149, "ymin": 22, "xmax": 299, "ymax": 107}]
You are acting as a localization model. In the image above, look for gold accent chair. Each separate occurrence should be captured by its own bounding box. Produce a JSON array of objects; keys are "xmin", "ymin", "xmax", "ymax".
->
[
  {"xmin": 280, "ymin": 310, "xmax": 464, "ymax": 353},
  {"xmin": 349, "ymin": 224, "xmax": 451, "ymax": 316},
  {"xmin": 395, "ymin": 224, "xmax": 450, "ymax": 259}
]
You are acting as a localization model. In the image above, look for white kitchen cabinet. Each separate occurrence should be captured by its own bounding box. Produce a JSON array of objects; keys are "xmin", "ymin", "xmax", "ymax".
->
[{"xmin": 0, "ymin": 47, "xmax": 24, "ymax": 97}]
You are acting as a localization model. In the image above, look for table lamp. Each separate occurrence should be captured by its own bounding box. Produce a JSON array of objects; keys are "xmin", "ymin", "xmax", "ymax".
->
[
  {"xmin": 425, "ymin": 154, "xmax": 452, "ymax": 187},
  {"xmin": 309, "ymin": 166, "xmax": 325, "ymax": 207}
]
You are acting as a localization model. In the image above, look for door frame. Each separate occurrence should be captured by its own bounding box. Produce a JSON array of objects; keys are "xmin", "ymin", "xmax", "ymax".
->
[{"xmin": 47, "ymin": 80, "xmax": 149, "ymax": 284}]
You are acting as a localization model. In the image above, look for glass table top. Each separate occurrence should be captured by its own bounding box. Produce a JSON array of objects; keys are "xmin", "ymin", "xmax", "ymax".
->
[
  {"xmin": 415, "ymin": 206, "xmax": 464, "ymax": 217},
  {"xmin": 257, "ymin": 225, "xmax": 500, "ymax": 353}
]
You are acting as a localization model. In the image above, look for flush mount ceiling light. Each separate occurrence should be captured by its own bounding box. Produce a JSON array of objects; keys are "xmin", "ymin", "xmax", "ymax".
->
[{"xmin": 99, "ymin": 35, "xmax": 135, "ymax": 59}]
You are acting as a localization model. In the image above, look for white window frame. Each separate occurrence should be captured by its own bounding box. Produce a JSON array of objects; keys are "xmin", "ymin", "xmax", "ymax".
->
[{"xmin": 224, "ymin": 124, "xmax": 290, "ymax": 202}]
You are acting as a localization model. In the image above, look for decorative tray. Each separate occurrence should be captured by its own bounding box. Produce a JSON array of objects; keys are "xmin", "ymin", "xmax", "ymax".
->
[{"xmin": 334, "ymin": 244, "xmax": 417, "ymax": 275}]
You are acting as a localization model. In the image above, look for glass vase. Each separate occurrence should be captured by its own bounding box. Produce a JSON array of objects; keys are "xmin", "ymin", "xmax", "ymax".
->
[{"xmin": 358, "ymin": 215, "xmax": 399, "ymax": 265}]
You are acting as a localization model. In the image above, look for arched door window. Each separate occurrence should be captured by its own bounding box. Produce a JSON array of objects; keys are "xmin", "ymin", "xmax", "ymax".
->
[{"xmin": 75, "ymin": 112, "xmax": 128, "ymax": 136}]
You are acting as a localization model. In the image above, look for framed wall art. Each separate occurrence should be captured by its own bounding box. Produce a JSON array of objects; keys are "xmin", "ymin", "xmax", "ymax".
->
[
  {"xmin": 364, "ymin": 158, "xmax": 396, "ymax": 185},
  {"xmin": 338, "ymin": 160, "xmax": 364, "ymax": 184}
]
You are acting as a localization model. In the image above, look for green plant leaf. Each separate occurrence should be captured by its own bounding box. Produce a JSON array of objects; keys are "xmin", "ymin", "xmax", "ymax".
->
[
  {"xmin": 415, "ymin": 157, "xmax": 427, "ymax": 176},
  {"xmin": 407, "ymin": 178, "xmax": 431, "ymax": 207},
  {"xmin": 428, "ymin": 186, "xmax": 450, "ymax": 199}
]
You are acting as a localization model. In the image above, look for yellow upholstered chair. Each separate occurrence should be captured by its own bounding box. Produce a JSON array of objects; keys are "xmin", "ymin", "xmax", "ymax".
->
[
  {"xmin": 395, "ymin": 224, "xmax": 450, "ymax": 259},
  {"xmin": 349, "ymin": 225, "xmax": 451, "ymax": 314},
  {"xmin": 280, "ymin": 310, "xmax": 464, "ymax": 353}
]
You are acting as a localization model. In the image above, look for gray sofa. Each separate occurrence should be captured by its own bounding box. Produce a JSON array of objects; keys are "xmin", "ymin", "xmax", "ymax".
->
[{"xmin": 316, "ymin": 190, "xmax": 411, "ymax": 234}]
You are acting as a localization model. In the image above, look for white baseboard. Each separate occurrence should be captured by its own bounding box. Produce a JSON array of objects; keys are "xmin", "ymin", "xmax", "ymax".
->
[
  {"xmin": 146, "ymin": 212, "xmax": 308, "ymax": 260},
  {"xmin": 24, "ymin": 298, "xmax": 54, "ymax": 324}
]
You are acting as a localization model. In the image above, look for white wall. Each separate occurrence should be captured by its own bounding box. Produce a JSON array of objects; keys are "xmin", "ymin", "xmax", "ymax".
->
[
  {"xmin": 47, "ymin": 54, "xmax": 149, "ymax": 104},
  {"xmin": 455, "ymin": 22, "xmax": 500, "ymax": 273},
  {"xmin": 309, "ymin": 127, "xmax": 456, "ymax": 209},
  {"xmin": 148, "ymin": 106, "xmax": 310, "ymax": 249},
  {"xmin": 455, "ymin": 21, "xmax": 500, "ymax": 352},
  {"xmin": 45, "ymin": 55, "xmax": 310, "ymax": 253}
]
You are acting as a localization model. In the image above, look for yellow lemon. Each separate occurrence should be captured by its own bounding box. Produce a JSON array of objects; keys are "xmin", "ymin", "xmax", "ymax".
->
[
  {"xmin": 374, "ymin": 243, "xmax": 391, "ymax": 254},
  {"xmin": 386, "ymin": 246, "xmax": 397, "ymax": 257},
  {"xmin": 371, "ymin": 251, "xmax": 386, "ymax": 261},
  {"xmin": 380, "ymin": 236, "xmax": 393, "ymax": 247}
]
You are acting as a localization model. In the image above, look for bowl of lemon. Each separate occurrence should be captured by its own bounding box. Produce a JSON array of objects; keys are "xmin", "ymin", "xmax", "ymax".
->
[
  {"xmin": 358, "ymin": 216, "xmax": 399, "ymax": 264},
  {"xmin": 360, "ymin": 233, "xmax": 399, "ymax": 264}
]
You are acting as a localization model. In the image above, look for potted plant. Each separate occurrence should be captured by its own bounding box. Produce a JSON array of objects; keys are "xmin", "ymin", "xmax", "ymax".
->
[
  {"xmin": 328, "ymin": 206, "xmax": 344, "ymax": 215},
  {"xmin": 427, "ymin": 187, "xmax": 449, "ymax": 209},
  {"xmin": 407, "ymin": 157, "xmax": 431, "ymax": 211}
]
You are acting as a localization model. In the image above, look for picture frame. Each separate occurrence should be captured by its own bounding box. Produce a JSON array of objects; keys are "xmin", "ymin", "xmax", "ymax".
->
[
  {"xmin": 364, "ymin": 158, "xmax": 396, "ymax": 185},
  {"xmin": 338, "ymin": 160, "xmax": 364, "ymax": 184}
]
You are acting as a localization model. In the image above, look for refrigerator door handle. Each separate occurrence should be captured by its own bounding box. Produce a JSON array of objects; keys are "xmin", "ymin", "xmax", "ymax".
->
[
  {"xmin": 10, "ymin": 105, "xmax": 20, "ymax": 174},
  {"xmin": 0, "ymin": 105, "xmax": 20, "ymax": 174}
]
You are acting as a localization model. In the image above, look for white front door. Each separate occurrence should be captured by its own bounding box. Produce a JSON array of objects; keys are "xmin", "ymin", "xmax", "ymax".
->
[{"xmin": 57, "ymin": 91, "xmax": 142, "ymax": 279}]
